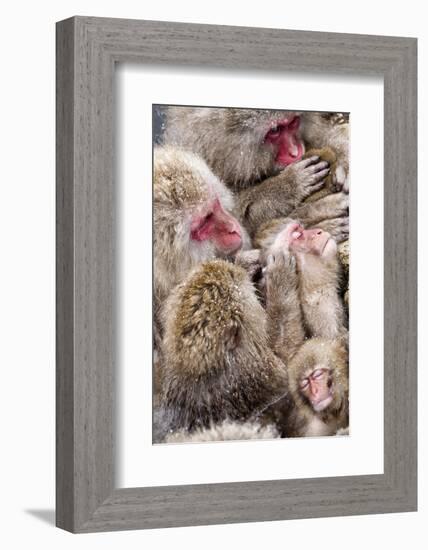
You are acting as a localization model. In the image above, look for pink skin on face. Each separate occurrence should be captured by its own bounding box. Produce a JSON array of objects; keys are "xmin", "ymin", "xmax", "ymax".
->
[
  {"xmin": 276, "ymin": 223, "xmax": 336, "ymax": 258},
  {"xmin": 300, "ymin": 368, "xmax": 333, "ymax": 412},
  {"xmin": 190, "ymin": 198, "xmax": 243, "ymax": 254},
  {"xmin": 264, "ymin": 116, "xmax": 304, "ymax": 166}
]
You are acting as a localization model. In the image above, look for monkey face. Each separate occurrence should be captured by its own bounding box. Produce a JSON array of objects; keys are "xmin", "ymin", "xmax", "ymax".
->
[
  {"xmin": 271, "ymin": 222, "xmax": 336, "ymax": 259},
  {"xmin": 299, "ymin": 367, "xmax": 333, "ymax": 412},
  {"xmin": 286, "ymin": 225, "xmax": 336, "ymax": 258},
  {"xmin": 263, "ymin": 115, "xmax": 305, "ymax": 167},
  {"xmin": 190, "ymin": 198, "xmax": 243, "ymax": 255}
]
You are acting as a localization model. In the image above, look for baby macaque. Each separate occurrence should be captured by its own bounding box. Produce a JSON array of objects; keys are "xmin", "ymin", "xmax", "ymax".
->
[
  {"xmin": 286, "ymin": 338, "xmax": 349, "ymax": 437},
  {"xmin": 259, "ymin": 221, "xmax": 349, "ymax": 436},
  {"xmin": 158, "ymin": 259, "xmax": 289, "ymax": 437},
  {"xmin": 259, "ymin": 220, "xmax": 346, "ymax": 339}
]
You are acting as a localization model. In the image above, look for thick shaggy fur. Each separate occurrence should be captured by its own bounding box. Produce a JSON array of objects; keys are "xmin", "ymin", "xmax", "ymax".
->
[
  {"xmin": 165, "ymin": 107, "xmax": 301, "ymax": 189},
  {"xmin": 255, "ymin": 223, "xmax": 349, "ymax": 436},
  {"xmin": 160, "ymin": 260, "xmax": 288, "ymax": 433},
  {"xmin": 164, "ymin": 107, "xmax": 349, "ymax": 236},
  {"xmin": 164, "ymin": 420, "xmax": 279, "ymax": 444},
  {"xmin": 257, "ymin": 222, "xmax": 346, "ymax": 340},
  {"xmin": 153, "ymin": 145, "xmax": 250, "ymax": 381},
  {"xmin": 154, "ymin": 146, "xmax": 238, "ymax": 306}
]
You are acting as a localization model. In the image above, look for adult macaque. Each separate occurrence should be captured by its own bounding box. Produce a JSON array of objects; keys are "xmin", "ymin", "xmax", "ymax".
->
[
  {"xmin": 158, "ymin": 260, "xmax": 289, "ymax": 435},
  {"xmin": 164, "ymin": 107, "xmax": 349, "ymax": 235},
  {"xmin": 153, "ymin": 146, "xmax": 248, "ymax": 343},
  {"xmin": 153, "ymin": 146, "xmax": 250, "ymax": 400},
  {"xmin": 259, "ymin": 221, "xmax": 348, "ymax": 436}
]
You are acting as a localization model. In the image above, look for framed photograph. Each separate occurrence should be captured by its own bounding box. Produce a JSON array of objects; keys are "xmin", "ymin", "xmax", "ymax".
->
[{"xmin": 56, "ymin": 16, "xmax": 417, "ymax": 533}]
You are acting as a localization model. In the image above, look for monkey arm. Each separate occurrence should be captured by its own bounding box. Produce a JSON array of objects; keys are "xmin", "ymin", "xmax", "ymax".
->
[
  {"xmin": 290, "ymin": 192, "xmax": 348, "ymax": 226},
  {"xmin": 235, "ymin": 157, "xmax": 330, "ymax": 235},
  {"xmin": 264, "ymin": 253, "xmax": 306, "ymax": 363}
]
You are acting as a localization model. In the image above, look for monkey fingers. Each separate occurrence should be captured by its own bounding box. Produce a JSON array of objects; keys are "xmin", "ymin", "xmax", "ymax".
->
[
  {"xmin": 263, "ymin": 249, "xmax": 298, "ymax": 305},
  {"xmin": 310, "ymin": 217, "xmax": 349, "ymax": 243},
  {"xmin": 289, "ymin": 156, "xmax": 330, "ymax": 190},
  {"xmin": 291, "ymin": 192, "xmax": 349, "ymax": 227}
]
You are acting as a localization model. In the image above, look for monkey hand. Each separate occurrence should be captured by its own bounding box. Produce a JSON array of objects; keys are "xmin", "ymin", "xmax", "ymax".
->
[
  {"xmin": 236, "ymin": 158, "xmax": 331, "ymax": 236},
  {"xmin": 281, "ymin": 156, "xmax": 331, "ymax": 202},
  {"xmin": 310, "ymin": 217, "xmax": 349, "ymax": 243},
  {"xmin": 263, "ymin": 247, "xmax": 298, "ymax": 309},
  {"xmin": 292, "ymin": 191, "xmax": 349, "ymax": 229}
]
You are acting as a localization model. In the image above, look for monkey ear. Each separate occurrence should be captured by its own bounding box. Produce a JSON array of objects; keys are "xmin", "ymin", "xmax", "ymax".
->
[{"xmin": 223, "ymin": 323, "xmax": 241, "ymax": 351}]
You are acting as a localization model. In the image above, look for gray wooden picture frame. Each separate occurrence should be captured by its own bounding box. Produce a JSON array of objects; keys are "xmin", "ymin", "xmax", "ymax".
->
[{"xmin": 56, "ymin": 16, "xmax": 417, "ymax": 533}]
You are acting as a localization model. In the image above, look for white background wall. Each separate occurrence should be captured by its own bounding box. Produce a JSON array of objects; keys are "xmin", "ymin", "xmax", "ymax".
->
[{"xmin": 0, "ymin": 1, "xmax": 425, "ymax": 548}]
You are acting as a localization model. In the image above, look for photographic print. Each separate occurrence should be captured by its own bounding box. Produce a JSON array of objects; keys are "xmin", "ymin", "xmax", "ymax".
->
[{"xmin": 152, "ymin": 105, "xmax": 349, "ymax": 445}]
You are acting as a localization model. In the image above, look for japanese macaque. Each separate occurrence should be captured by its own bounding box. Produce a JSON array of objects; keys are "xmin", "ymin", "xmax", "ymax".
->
[
  {"xmin": 286, "ymin": 338, "xmax": 349, "ymax": 437},
  {"xmin": 164, "ymin": 107, "xmax": 349, "ymax": 235},
  {"xmin": 263, "ymin": 220, "xmax": 346, "ymax": 346},
  {"xmin": 259, "ymin": 221, "xmax": 349, "ymax": 436},
  {"xmin": 153, "ymin": 146, "xmax": 248, "ymax": 348},
  {"xmin": 158, "ymin": 259, "xmax": 289, "ymax": 437}
]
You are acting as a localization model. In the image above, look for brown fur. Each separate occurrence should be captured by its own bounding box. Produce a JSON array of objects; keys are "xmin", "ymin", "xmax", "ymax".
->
[
  {"xmin": 256, "ymin": 223, "xmax": 348, "ymax": 436},
  {"xmin": 160, "ymin": 260, "xmax": 288, "ymax": 433},
  {"xmin": 164, "ymin": 107, "xmax": 349, "ymax": 235},
  {"xmin": 154, "ymin": 146, "xmax": 240, "ymax": 306},
  {"xmin": 286, "ymin": 338, "xmax": 349, "ymax": 437},
  {"xmin": 153, "ymin": 146, "xmax": 250, "ymax": 361},
  {"xmin": 265, "ymin": 221, "xmax": 346, "ymax": 340},
  {"xmin": 165, "ymin": 420, "xmax": 279, "ymax": 444}
]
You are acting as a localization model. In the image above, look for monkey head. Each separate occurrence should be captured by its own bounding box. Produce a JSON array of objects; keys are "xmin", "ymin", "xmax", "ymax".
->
[
  {"xmin": 165, "ymin": 107, "xmax": 306, "ymax": 188},
  {"xmin": 289, "ymin": 338, "xmax": 348, "ymax": 415},
  {"xmin": 272, "ymin": 221, "xmax": 337, "ymax": 261},
  {"xmin": 263, "ymin": 114, "xmax": 304, "ymax": 167},
  {"xmin": 154, "ymin": 147, "xmax": 246, "ymax": 294}
]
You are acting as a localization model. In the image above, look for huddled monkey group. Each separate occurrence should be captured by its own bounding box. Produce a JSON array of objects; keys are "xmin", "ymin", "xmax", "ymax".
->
[{"xmin": 152, "ymin": 107, "xmax": 349, "ymax": 443}]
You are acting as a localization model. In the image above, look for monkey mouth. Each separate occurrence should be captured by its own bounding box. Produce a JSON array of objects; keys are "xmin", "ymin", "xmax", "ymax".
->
[
  {"xmin": 222, "ymin": 232, "xmax": 243, "ymax": 254},
  {"xmin": 312, "ymin": 394, "xmax": 333, "ymax": 412}
]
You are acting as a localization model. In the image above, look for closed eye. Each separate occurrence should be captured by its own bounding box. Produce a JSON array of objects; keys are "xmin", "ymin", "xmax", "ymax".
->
[
  {"xmin": 300, "ymin": 378, "xmax": 309, "ymax": 390},
  {"xmin": 312, "ymin": 369, "xmax": 326, "ymax": 380}
]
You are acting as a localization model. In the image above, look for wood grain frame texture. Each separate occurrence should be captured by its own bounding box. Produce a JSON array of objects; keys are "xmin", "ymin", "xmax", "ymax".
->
[{"xmin": 56, "ymin": 16, "xmax": 417, "ymax": 533}]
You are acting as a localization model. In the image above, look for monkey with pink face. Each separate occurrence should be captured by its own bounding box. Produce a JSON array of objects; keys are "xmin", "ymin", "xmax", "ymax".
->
[
  {"xmin": 257, "ymin": 220, "xmax": 349, "ymax": 437},
  {"xmin": 153, "ymin": 146, "xmax": 250, "ymax": 399},
  {"xmin": 164, "ymin": 107, "xmax": 349, "ymax": 239}
]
